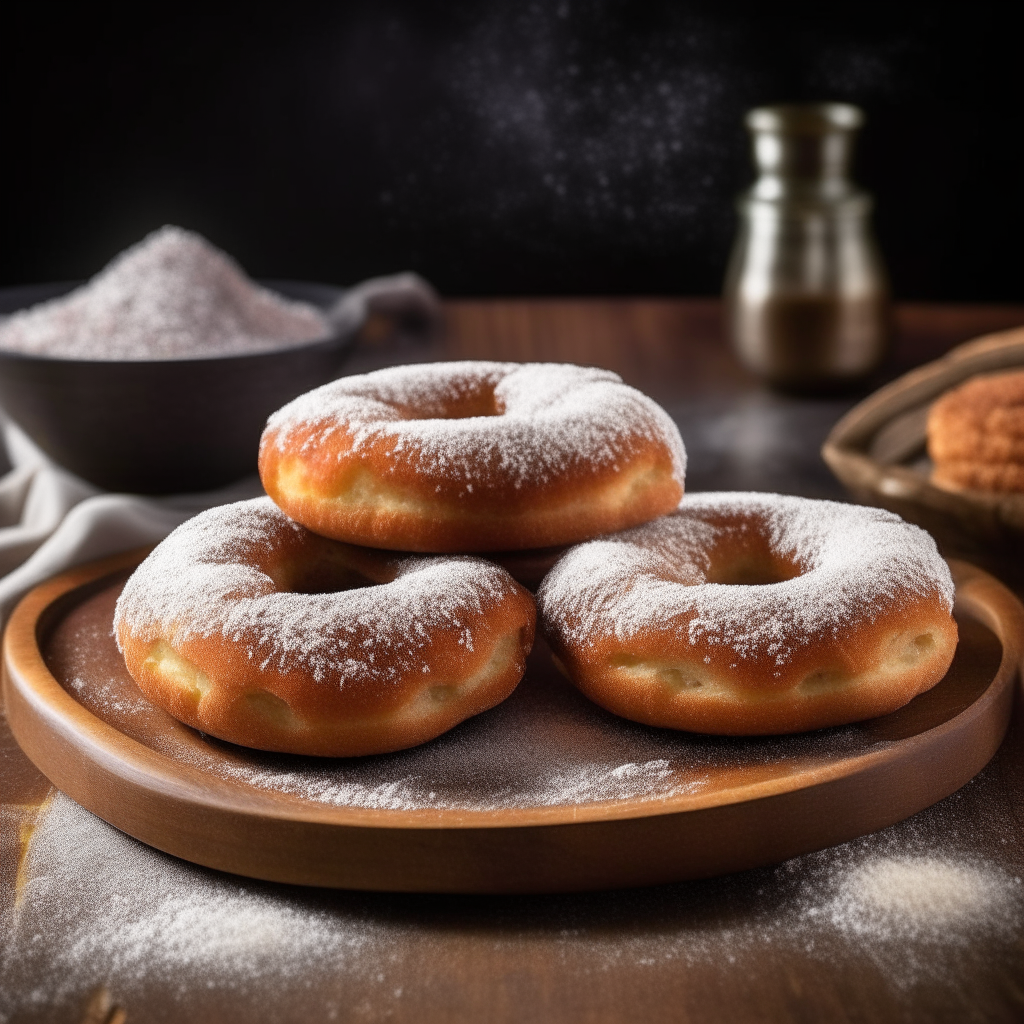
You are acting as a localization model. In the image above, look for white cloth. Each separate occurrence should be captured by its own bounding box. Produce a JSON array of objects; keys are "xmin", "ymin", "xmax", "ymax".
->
[{"xmin": 0, "ymin": 418, "xmax": 263, "ymax": 628}]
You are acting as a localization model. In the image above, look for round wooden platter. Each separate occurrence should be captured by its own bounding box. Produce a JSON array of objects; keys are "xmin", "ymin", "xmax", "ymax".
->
[
  {"xmin": 3, "ymin": 550, "xmax": 1021, "ymax": 894},
  {"xmin": 822, "ymin": 324, "xmax": 1024, "ymax": 576}
]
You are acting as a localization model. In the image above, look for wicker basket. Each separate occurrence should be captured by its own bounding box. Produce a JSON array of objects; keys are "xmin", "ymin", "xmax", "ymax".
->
[{"xmin": 822, "ymin": 325, "xmax": 1024, "ymax": 583}]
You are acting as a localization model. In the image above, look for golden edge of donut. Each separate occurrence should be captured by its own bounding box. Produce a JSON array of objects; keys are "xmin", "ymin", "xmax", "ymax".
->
[
  {"xmin": 259, "ymin": 443, "xmax": 683, "ymax": 551},
  {"xmin": 547, "ymin": 608, "xmax": 958, "ymax": 735},
  {"xmin": 116, "ymin": 609, "xmax": 536, "ymax": 757}
]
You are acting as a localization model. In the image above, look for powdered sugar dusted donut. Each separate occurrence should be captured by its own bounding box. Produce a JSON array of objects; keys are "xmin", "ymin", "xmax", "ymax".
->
[
  {"xmin": 258, "ymin": 361, "xmax": 686, "ymax": 552},
  {"xmin": 538, "ymin": 493, "xmax": 957, "ymax": 735},
  {"xmin": 114, "ymin": 498, "xmax": 536, "ymax": 756}
]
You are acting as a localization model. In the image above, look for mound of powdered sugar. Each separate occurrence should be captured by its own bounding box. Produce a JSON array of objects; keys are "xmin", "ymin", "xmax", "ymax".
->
[
  {"xmin": 538, "ymin": 492, "xmax": 954, "ymax": 670},
  {"xmin": 0, "ymin": 226, "xmax": 329, "ymax": 359},
  {"xmin": 818, "ymin": 855, "xmax": 1019, "ymax": 941},
  {"xmin": 113, "ymin": 496, "xmax": 520, "ymax": 687},
  {"xmin": 263, "ymin": 361, "xmax": 687, "ymax": 491}
]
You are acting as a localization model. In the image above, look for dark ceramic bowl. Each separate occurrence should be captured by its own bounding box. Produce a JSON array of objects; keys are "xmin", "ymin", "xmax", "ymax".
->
[{"xmin": 0, "ymin": 280, "xmax": 354, "ymax": 494}]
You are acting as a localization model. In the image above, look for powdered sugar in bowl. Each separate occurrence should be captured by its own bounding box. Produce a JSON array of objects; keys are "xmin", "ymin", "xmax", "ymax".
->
[{"xmin": 0, "ymin": 227, "xmax": 435, "ymax": 493}]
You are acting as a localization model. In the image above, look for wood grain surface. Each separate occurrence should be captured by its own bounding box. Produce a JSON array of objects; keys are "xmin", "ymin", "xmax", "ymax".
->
[{"xmin": 2, "ymin": 298, "xmax": 1024, "ymax": 1023}]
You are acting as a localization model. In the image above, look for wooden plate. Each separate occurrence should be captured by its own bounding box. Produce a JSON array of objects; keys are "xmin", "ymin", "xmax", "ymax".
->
[
  {"xmin": 3, "ymin": 550, "xmax": 1021, "ymax": 893},
  {"xmin": 822, "ymin": 324, "xmax": 1024, "ymax": 579}
]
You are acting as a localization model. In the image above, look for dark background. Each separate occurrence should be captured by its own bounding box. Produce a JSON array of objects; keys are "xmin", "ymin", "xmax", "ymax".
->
[{"xmin": 2, "ymin": 3, "xmax": 1021, "ymax": 300}]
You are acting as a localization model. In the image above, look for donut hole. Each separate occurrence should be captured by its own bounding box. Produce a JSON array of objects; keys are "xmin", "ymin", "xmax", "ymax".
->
[
  {"xmin": 284, "ymin": 561, "xmax": 376, "ymax": 596},
  {"xmin": 271, "ymin": 544, "xmax": 385, "ymax": 595},
  {"xmin": 705, "ymin": 550, "xmax": 802, "ymax": 587},
  {"xmin": 402, "ymin": 384, "xmax": 502, "ymax": 420},
  {"xmin": 696, "ymin": 519, "xmax": 806, "ymax": 587}
]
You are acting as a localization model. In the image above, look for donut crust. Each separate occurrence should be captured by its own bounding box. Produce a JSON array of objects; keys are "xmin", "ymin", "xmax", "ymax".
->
[
  {"xmin": 115, "ymin": 499, "xmax": 536, "ymax": 756},
  {"xmin": 259, "ymin": 362, "xmax": 686, "ymax": 552},
  {"xmin": 548, "ymin": 597, "xmax": 957, "ymax": 735},
  {"xmin": 538, "ymin": 494, "xmax": 958, "ymax": 735}
]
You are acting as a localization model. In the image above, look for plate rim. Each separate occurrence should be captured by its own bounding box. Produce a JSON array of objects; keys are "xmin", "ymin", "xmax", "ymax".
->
[{"xmin": 4, "ymin": 548, "xmax": 1020, "ymax": 833}]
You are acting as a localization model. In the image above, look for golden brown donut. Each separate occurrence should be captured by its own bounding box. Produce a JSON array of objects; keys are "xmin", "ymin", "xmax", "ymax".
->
[
  {"xmin": 538, "ymin": 493, "xmax": 958, "ymax": 735},
  {"xmin": 258, "ymin": 361, "xmax": 686, "ymax": 552},
  {"xmin": 114, "ymin": 497, "xmax": 536, "ymax": 756},
  {"xmin": 928, "ymin": 370, "xmax": 1024, "ymax": 492}
]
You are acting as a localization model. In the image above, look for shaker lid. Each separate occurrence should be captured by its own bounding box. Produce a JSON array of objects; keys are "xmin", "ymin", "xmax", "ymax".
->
[{"xmin": 746, "ymin": 103, "xmax": 864, "ymax": 134}]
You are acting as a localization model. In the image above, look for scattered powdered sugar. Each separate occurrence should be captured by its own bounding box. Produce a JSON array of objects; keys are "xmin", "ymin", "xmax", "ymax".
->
[
  {"xmin": 818, "ymin": 855, "xmax": 1018, "ymax": 940},
  {"xmin": 590, "ymin": 838, "xmax": 1024, "ymax": 989},
  {"xmin": 0, "ymin": 226, "xmax": 329, "ymax": 360},
  {"xmin": 566, "ymin": 827, "xmax": 1024, "ymax": 986},
  {"xmin": 263, "ymin": 361, "xmax": 687, "ymax": 490},
  {"xmin": 782, "ymin": 832, "xmax": 1024, "ymax": 989},
  {"xmin": 208, "ymin": 752, "xmax": 701, "ymax": 812},
  {"xmin": 0, "ymin": 791, "xmax": 398, "ymax": 1022},
  {"xmin": 4, "ymin": 791, "xmax": 1020, "ymax": 1020},
  {"xmin": 66, "ymin": 674, "xmax": 140, "ymax": 718},
  {"xmin": 538, "ymin": 492, "xmax": 954, "ymax": 670},
  {"xmin": 114, "ymin": 497, "xmax": 518, "ymax": 687}
]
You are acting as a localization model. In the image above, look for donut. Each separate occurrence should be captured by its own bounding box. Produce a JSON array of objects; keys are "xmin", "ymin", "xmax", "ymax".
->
[
  {"xmin": 258, "ymin": 361, "xmax": 686, "ymax": 552},
  {"xmin": 927, "ymin": 370, "xmax": 1024, "ymax": 493},
  {"xmin": 114, "ymin": 497, "xmax": 536, "ymax": 756},
  {"xmin": 537, "ymin": 493, "xmax": 957, "ymax": 735}
]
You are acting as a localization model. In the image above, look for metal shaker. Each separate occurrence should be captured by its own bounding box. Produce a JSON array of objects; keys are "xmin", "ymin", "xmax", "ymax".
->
[{"xmin": 724, "ymin": 103, "xmax": 889, "ymax": 392}]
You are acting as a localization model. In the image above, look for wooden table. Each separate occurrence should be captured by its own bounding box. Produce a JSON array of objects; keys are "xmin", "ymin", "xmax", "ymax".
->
[{"xmin": 3, "ymin": 299, "xmax": 1024, "ymax": 1024}]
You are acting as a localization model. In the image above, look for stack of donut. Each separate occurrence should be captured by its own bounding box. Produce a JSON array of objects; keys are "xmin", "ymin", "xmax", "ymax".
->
[
  {"xmin": 115, "ymin": 360, "xmax": 958, "ymax": 757},
  {"xmin": 115, "ymin": 362, "xmax": 686, "ymax": 755}
]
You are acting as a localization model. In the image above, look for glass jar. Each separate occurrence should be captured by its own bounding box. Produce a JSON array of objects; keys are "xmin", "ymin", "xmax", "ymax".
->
[{"xmin": 724, "ymin": 103, "xmax": 890, "ymax": 392}]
